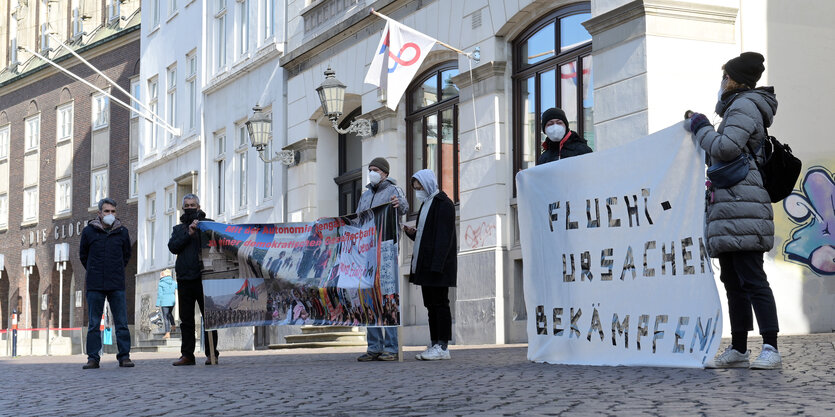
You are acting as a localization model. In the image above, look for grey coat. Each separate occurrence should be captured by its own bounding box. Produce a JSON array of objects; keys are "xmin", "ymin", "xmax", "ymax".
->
[{"xmin": 694, "ymin": 87, "xmax": 778, "ymax": 255}]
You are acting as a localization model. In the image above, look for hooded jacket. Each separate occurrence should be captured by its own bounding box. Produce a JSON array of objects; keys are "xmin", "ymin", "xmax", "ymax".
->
[
  {"xmin": 79, "ymin": 218, "xmax": 132, "ymax": 291},
  {"xmin": 406, "ymin": 170, "xmax": 457, "ymax": 287},
  {"xmin": 694, "ymin": 87, "xmax": 778, "ymax": 255},
  {"xmin": 168, "ymin": 209, "xmax": 213, "ymax": 281},
  {"xmin": 536, "ymin": 130, "xmax": 593, "ymax": 165}
]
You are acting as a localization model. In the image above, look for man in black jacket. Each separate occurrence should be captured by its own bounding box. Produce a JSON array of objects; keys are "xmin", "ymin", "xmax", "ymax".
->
[
  {"xmin": 79, "ymin": 198, "xmax": 134, "ymax": 369},
  {"xmin": 168, "ymin": 193, "xmax": 218, "ymax": 366},
  {"xmin": 537, "ymin": 107, "xmax": 593, "ymax": 165}
]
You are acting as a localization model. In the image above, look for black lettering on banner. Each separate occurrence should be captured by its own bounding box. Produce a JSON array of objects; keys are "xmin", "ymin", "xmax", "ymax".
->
[
  {"xmin": 689, "ymin": 316, "xmax": 713, "ymax": 353},
  {"xmin": 620, "ymin": 246, "xmax": 636, "ymax": 280},
  {"xmin": 553, "ymin": 308, "xmax": 564, "ymax": 336},
  {"xmin": 607, "ymin": 197, "xmax": 621, "ymax": 227},
  {"xmin": 586, "ymin": 198, "xmax": 600, "ymax": 228},
  {"xmin": 643, "ymin": 241, "xmax": 656, "ymax": 277},
  {"xmin": 586, "ymin": 307, "xmax": 605, "ymax": 342},
  {"xmin": 563, "ymin": 254, "xmax": 576, "ymax": 282},
  {"xmin": 580, "ymin": 251, "xmax": 593, "ymax": 281},
  {"xmin": 674, "ymin": 316, "xmax": 689, "ymax": 353},
  {"xmin": 569, "ymin": 308, "xmax": 582, "ymax": 339},
  {"xmin": 661, "ymin": 241, "xmax": 676, "ymax": 276},
  {"xmin": 600, "ymin": 248, "xmax": 614, "ymax": 281},
  {"xmin": 612, "ymin": 314, "xmax": 629, "ymax": 348},
  {"xmin": 565, "ymin": 201, "xmax": 579, "ymax": 230},
  {"xmin": 548, "ymin": 202, "xmax": 560, "ymax": 232},
  {"xmin": 698, "ymin": 237, "xmax": 712, "ymax": 273},
  {"xmin": 642, "ymin": 188, "xmax": 654, "ymax": 225},
  {"xmin": 653, "ymin": 315, "xmax": 668, "ymax": 354},
  {"xmin": 636, "ymin": 314, "xmax": 649, "ymax": 351},
  {"xmin": 624, "ymin": 194, "xmax": 640, "ymax": 227},
  {"xmin": 536, "ymin": 305, "xmax": 547, "ymax": 335},
  {"xmin": 681, "ymin": 237, "xmax": 695, "ymax": 275}
]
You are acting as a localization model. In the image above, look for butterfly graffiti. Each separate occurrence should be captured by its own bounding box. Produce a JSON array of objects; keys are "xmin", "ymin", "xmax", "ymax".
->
[{"xmin": 783, "ymin": 167, "xmax": 835, "ymax": 275}]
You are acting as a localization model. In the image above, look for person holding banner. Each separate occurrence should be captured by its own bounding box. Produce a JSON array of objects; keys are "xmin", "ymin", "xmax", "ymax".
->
[
  {"xmin": 168, "ymin": 194, "xmax": 220, "ymax": 366},
  {"xmin": 686, "ymin": 52, "xmax": 782, "ymax": 370},
  {"xmin": 355, "ymin": 157, "xmax": 409, "ymax": 362},
  {"xmin": 404, "ymin": 169, "xmax": 457, "ymax": 361},
  {"xmin": 537, "ymin": 107, "xmax": 592, "ymax": 165}
]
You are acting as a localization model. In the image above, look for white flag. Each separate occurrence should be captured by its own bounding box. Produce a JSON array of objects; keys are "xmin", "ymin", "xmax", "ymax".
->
[{"xmin": 364, "ymin": 19, "xmax": 437, "ymax": 110}]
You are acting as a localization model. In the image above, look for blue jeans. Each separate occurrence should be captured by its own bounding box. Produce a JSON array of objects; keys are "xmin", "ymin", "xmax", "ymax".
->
[
  {"xmin": 86, "ymin": 290, "xmax": 131, "ymax": 362},
  {"xmin": 366, "ymin": 326, "xmax": 398, "ymax": 354}
]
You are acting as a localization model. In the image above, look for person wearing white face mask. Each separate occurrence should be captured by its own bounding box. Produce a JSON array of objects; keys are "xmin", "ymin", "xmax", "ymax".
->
[
  {"xmin": 537, "ymin": 107, "xmax": 592, "ymax": 165},
  {"xmin": 355, "ymin": 157, "xmax": 409, "ymax": 362},
  {"xmin": 79, "ymin": 198, "xmax": 134, "ymax": 369},
  {"xmin": 403, "ymin": 169, "xmax": 457, "ymax": 361}
]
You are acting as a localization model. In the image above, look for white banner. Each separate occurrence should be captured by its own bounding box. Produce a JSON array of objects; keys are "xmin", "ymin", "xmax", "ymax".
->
[
  {"xmin": 364, "ymin": 19, "xmax": 436, "ymax": 110},
  {"xmin": 516, "ymin": 123, "xmax": 723, "ymax": 368}
]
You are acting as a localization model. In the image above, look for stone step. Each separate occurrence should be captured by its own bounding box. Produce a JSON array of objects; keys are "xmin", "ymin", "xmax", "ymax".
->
[
  {"xmin": 284, "ymin": 332, "xmax": 366, "ymax": 344},
  {"xmin": 300, "ymin": 325, "xmax": 361, "ymax": 335},
  {"xmin": 136, "ymin": 338, "xmax": 183, "ymax": 347},
  {"xmin": 131, "ymin": 345, "xmax": 183, "ymax": 353},
  {"xmin": 269, "ymin": 340, "xmax": 368, "ymax": 349}
]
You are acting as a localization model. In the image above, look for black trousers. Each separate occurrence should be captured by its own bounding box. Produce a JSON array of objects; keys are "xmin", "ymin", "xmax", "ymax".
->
[
  {"xmin": 421, "ymin": 286, "xmax": 452, "ymax": 344},
  {"xmin": 177, "ymin": 279, "xmax": 219, "ymax": 359},
  {"xmin": 717, "ymin": 251, "xmax": 779, "ymax": 334}
]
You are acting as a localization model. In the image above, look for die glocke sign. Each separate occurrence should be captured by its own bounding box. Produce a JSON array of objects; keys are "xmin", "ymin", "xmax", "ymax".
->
[{"xmin": 516, "ymin": 124, "xmax": 722, "ymax": 368}]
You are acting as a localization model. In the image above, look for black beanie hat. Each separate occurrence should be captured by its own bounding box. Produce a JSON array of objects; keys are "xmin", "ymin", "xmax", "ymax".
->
[
  {"xmin": 369, "ymin": 157, "xmax": 390, "ymax": 174},
  {"xmin": 541, "ymin": 107, "xmax": 569, "ymax": 133},
  {"xmin": 724, "ymin": 52, "xmax": 765, "ymax": 88}
]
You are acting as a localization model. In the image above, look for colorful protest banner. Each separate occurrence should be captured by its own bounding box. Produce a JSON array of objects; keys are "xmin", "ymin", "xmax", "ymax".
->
[
  {"xmin": 197, "ymin": 204, "xmax": 400, "ymax": 330},
  {"xmin": 515, "ymin": 123, "xmax": 723, "ymax": 368}
]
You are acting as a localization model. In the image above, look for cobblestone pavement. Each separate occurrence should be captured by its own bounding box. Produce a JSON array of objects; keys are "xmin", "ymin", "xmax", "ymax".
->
[{"xmin": 1, "ymin": 333, "xmax": 833, "ymax": 416}]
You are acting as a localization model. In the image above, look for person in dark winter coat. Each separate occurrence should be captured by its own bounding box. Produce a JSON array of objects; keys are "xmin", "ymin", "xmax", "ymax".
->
[
  {"xmin": 686, "ymin": 51, "xmax": 782, "ymax": 370},
  {"xmin": 404, "ymin": 169, "xmax": 457, "ymax": 361},
  {"xmin": 167, "ymin": 193, "xmax": 218, "ymax": 366},
  {"xmin": 79, "ymin": 198, "xmax": 134, "ymax": 369},
  {"xmin": 536, "ymin": 107, "xmax": 592, "ymax": 165}
]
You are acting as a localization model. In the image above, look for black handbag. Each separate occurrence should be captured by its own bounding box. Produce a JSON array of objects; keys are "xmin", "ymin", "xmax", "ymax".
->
[{"xmin": 707, "ymin": 153, "xmax": 750, "ymax": 188}]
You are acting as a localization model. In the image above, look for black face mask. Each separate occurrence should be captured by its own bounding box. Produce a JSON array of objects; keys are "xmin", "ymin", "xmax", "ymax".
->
[{"xmin": 181, "ymin": 208, "xmax": 199, "ymax": 224}]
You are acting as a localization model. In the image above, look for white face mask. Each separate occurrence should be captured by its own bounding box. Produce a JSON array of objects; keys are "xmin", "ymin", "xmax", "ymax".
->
[
  {"xmin": 102, "ymin": 214, "xmax": 116, "ymax": 226},
  {"xmin": 545, "ymin": 124, "xmax": 566, "ymax": 141},
  {"xmin": 718, "ymin": 77, "xmax": 729, "ymax": 101},
  {"xmin": 415, "ymin": 189, "xmax": 430, "ymax": 202},
  {"xmin": 368, "ymin": 170, "xmax": 382, "ymax": 185}
]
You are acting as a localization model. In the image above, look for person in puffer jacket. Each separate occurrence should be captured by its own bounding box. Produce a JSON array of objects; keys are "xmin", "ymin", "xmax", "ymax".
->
[{"xmin": 685, "ymin": 52, "xmax": 782, "ymax": 370}]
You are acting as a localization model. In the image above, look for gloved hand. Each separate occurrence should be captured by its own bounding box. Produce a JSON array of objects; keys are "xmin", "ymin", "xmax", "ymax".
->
[{"xmin": 685, "ymin": 112, "xmax": 710, "ymax": 134}]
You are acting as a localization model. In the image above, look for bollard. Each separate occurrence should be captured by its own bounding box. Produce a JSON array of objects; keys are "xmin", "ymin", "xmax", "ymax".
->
[
  {"xmin": 99, "ymin": 313, "xmax": 106, "ymax": 356},
  {"xmin": 11, "ymin": 311, "xmax": 18, "ymax": 357}
]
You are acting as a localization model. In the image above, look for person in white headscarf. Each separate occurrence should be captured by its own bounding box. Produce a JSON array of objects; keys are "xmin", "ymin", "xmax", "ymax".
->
[{"xmin": 403, "ymin": 169, "xmax": 457, "ymax": 361}]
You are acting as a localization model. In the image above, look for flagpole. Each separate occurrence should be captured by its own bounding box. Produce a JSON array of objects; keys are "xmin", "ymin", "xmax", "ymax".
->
[{"xmin": 369, "ymin": 9, "xmax": 474, "ymax": 60}]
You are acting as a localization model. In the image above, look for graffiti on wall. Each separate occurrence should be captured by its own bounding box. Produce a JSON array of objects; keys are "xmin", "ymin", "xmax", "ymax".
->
[
  {"xmin": 464, "ymin": 221, "xmax": 496, "ymax": 249},
  {"xmin": 783, "ymin": 166, "xmax": 835, "ymax": 275}
]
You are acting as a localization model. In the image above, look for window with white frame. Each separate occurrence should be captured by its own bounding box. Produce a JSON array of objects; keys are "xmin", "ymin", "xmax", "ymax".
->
[
  {"xmin": 40, "ymin": 23, "xmax": 51, "ymax": 52},
  {"xmin": 168, "ymin": 0, "xmax": 177, "ymax": 16},
  {"xmin": 107, "ymin": 0, "xmax": 120, "ymax": 22},
  {"xmin": 236, "ymin": 125, "xmax": 248, "ymax": 211},
  {"xmin": 0, "ymin": 125, "xmax": 8, "ymax": 159},
  {"xmin": 262, "ymin": 0, "xmax": 274, "ymax": 40},
  {"xmin": 91, "ymin": 169, "xmax": 108, "ymax": 207},
  {"xmin": 215, "ymin": 132, "xmax": 226, "ymax": 217},
  {"xmin": 130, "ymin": 79, "xmax": 141, "ymax": 119},
  {"xmin": 56, "ymin": 179, "xmax": 72, "ymax": 214},
  {"xmin": 166, "ymin": 65, "xmax": 177, "ymax": 142},
  {"xmin": 146, "ymin": 194, "xmax": 156, "ymax": 266},
  {"xmin": 0, "ymin": 193, "xmax": 7, "ymax": 229},
  {"xmin": 148, "ymin": 77, "xmax": 159, "ymax": 151},
  {"xmin": 72, "ymin": 7, "xmax": 82, "ymax": 38},
  {"xmin": 0, "ymin": 125, "xmax": 7, "ymax": 229},
  {"xmin": 57, "ymin": 103, "xmax": 73, "ymax": 141},
  {"xmin": 23, "ymin": 187, "xmax": 38, "ymax": 222},
  {"xmin": 260, "ymin": 113, "xmax": 273, "ymax": 202},
  {"xmin": 152, "ymin": 0, "xmax": 160, "ymax": 26},
  {"xmin": 238, "ymin": 0, "xmax": 249, "ymax": 56},
  {"xmin": 165, "ymin": 187, "xmax": 176, "ymax": 264},
  {"xmin": 25, "ymin": 115, "xmax": 40, "ymax": 151},
  {"xmin": 92, "ymin": 93, "xmax": 109, "ymax": 129},
  {"xmin": 215, "ymin": 1, "xmax": 227, "ymax": 71},
  {"xmin": 130, "ymin": 161, "xmax": 138, "ymax": 198},
  {"xmin": 186, "ymin": 52, "xmax": 197, "ymax": 130}
]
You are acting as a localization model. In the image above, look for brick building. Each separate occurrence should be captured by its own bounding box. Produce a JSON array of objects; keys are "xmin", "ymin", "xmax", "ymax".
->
[{"xmin": 0, "ymin": 0, "xmax": 140, "ymax": 353}]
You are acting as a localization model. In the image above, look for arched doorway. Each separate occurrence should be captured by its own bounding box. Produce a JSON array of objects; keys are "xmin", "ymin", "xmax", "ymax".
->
[
  {"xmin": 28, "ymin": 266, "xmax": 40, "ymax": 329},
  {"xmin": 0, "ymin": 269, "xmax": 9, "ymax": 329}
]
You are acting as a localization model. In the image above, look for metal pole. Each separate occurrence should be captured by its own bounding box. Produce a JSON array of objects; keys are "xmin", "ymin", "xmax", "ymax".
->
[{"xmin": 57, "ymin": 262, "xmax": 64, "ymax": 338}]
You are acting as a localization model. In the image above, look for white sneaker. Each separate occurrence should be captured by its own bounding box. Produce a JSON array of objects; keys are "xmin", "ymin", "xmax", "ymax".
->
[
  {"xmin": 420, "ymin": 344, "xmax": 451, "ymax": 361},
  {"xmin": 750, "ymin": 344, "xmax": 782, "ymax": 370},
  {"xmin": 706, "ymin": 345, "xmax": 750, "ymax": 369},
  {"xmin": 415, "ymin": 345, "xmax": 434, "ymax": 361}
]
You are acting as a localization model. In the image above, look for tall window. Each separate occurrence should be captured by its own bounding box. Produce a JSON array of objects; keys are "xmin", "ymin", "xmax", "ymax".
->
[
  {"xmin": 186, "ymin": 52, "xmax": 197, "ymax": 131},
  {"xmin": 146, "ymin": 194, "xmax": 156, "ymax": 266},
  {"xmin": 57, "ymin": 104, "xmax": 73, "ymax": 141},
  {"xmin": 107, "ymin": 0, "xmax": 120, "ymax": 22},
  {"xmin": 238, "ymin": 0, "xmax": 249, "ymax": 56},
  {"xmin": 92, "ymin": 93, "xmax": 109, "ymax": 130},
  {"xmin": 25, "ymin": 115, "xmax": 40, "ymax": 151},
  {"xmin": 56, "ymin": 180, "xmax": 72, "ymax": 214},
  {"xmin": 23, "ymin": 115, "xmax": 40, "ymax": 223},
  {"xmin": 166, "ymin": 65, "xmax": 177, "ymax": 143},
  {"xmin": 513, "ymin": 5, "xmax": 593, "ymax": 172},
  {"xmin": 131, "ymin": 79, "xmax": 141, "ymax": 118},
  {"xmin": 72, "ymin": 7, "xmax": 82, "ymax": 38},
  {"xmin": 335, "ymin": 108, "xmax": 363, "ymax": 215},
  {"xmin": 168, "ymin": 0, "xmax": 177, "ymax": 16},
  {"xmin": 236, "ymin": 124, "xmax": 248, "ymax": 211},
  {"xmin": 55, "ymin": 103, "xmax": 73, "ymax": 215},
  {"xmin": 0, "ymin": 193, "xmax": 7, "ymax": 229},
  {"xmin": 0, "ymin": 125, "xmax": 8, "ymax": 228},
  {"xmin": 215, "ymin": 132, "xmax": 226, "ymax": 217},
  {"xmin": 130, "ymin": 79, "xmax": 140, "ymax": 198},
  {"xmin": 262, "ymin": 0, "xmax": 274, "ymax": 39},
  {"xmin": 215, "ymin": 1, "xmax": 227, "ymax": 71},
  {"xmin": 91, "ymin": 169, "xmax": 108, "ymax": 206},
  {"xmin": 152, "ymin": 0, "xmax": 160, "ymax": 26},
  {"xmin": 406, "ymin": 64, "xmax": 460, "ymax": 211},
  {"xmin": 165, "ymin": 187, "xmax": 176, "ymax": 264},
  {"xmin": 260, "ymin": 118, "xmax": 273, "ymax": 202},
  {"xmin": 148, "ymin": 77, "xmax": 159, "ymax": 151},
  {"xmin": 23, "ymin": 187, "xmax": 38, "ymax": 222}
]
